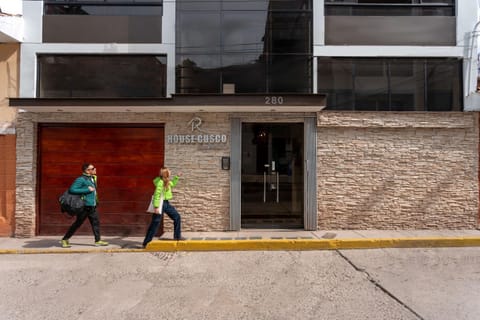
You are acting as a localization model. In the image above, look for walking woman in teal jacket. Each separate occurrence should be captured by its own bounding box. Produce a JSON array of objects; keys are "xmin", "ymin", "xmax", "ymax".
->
[
  {"xmin": 60, "ymin": 163, "xmax": 108, "ymax": 248},
  {"xmin": 143, "ymin": 167, "xmax": 184, "ymax": 247}
]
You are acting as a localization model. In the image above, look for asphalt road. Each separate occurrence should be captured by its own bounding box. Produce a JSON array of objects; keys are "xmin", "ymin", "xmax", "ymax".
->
[{"xmin": 0, "ymin": 248, "xmax": 479, "ymax": 320}]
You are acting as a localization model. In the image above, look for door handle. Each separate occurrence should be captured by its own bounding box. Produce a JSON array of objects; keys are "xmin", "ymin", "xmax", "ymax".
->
[
  {"xmin": 276, "ymin": 171, "xmax": 279, "ymax": 203},
  {"xmin": 264, "ymin": 164, "xmax": 269, "ymax": 203},
  {"xmin": 263, "ymin": 171, "xmax": 267, "ymax": 203}
]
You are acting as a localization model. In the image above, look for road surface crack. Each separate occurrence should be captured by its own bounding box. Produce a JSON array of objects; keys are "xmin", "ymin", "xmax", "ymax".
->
[{"xmin": 336, "ymin": 249, "xmax": 425, "ymax": 320}]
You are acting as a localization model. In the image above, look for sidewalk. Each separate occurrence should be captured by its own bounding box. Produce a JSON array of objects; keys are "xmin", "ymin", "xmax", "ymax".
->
[{"xmin": 1, "ymin": 229, "xmax": 480, "ymax": 254}]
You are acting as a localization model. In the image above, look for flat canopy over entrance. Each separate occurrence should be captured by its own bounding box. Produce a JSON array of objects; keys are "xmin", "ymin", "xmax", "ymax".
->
[{"xmin": 9, "ymin": 94, "xmax": 326, "ymax": 113}]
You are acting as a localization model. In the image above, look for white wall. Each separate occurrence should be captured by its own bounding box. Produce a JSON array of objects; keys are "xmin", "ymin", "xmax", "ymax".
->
[{"xmin": 0, "ymin": 0, "xmax": 22, "ymax": 15}]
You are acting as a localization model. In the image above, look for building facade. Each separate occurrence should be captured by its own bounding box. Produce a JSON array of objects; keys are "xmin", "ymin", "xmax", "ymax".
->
[
  {"xmin": 7, "ymin": 0, "xmax": 480, "ymax": 237},
  {"xmin": 0, "ymin": 0, "xmax": 21, "ymax": 236}
]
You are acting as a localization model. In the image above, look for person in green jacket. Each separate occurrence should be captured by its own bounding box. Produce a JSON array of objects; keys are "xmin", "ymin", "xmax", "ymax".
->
[
  {"xmin": 143, "ymin": 167, "xmax": 184, "ymax": 247},
  {"xmin": 60, "ymin": 163, "xmax": 108, "ymax": 248}
]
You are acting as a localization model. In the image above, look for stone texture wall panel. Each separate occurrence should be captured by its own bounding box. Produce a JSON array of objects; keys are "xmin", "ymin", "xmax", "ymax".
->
[
  {"xmin": 15, "ymin": 112, "xmax": 233, "ymax": 236},
  {"xmin": 14, "ymin": 110, "xmax": 480, "ymax": 236},
  {"xmin": 317, "ymin": 112, "xmax": 479, "ymax": 230}
]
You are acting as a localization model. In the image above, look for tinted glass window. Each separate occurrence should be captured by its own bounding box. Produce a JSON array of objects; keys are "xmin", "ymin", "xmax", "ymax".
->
[
  {"xmin": 176, "ymin": 0, "xmax": 312, "ymax": 94},
  {"xmin": 38, "ymin": 55, "xmax": 167, "ymax": 98},
  {"xmin": 176, "ymin": 12, "xmax": 221, "ymax": 55},
  {"xmin": 427, "ymin": 60, "xmax": 461, "ymax": 111},
  {"xmin": 318, "ymin": 58, "xmax": 462, "ymax": 111},
  {"xmin": 44, "ymin": 0, "xmax": 163, "ymax": 16},
  {"xmin": 324, "ymin": 0, "xmax": 454, "ymax": 16}
]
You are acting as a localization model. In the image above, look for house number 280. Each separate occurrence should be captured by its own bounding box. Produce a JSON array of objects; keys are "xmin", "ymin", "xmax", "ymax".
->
[{"xmin": 265, "ymin": 96, "xmax": 284, "ymax": 105}]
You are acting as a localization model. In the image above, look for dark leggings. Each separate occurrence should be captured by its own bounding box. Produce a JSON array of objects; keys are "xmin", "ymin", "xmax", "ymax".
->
[{"xmin": 63, "ymin": 206, "xmax": 101, "ymax": 242}]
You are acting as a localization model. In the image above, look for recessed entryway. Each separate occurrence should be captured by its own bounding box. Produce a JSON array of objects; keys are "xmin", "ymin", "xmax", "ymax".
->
[{"xmin": 241, "ymin": 123, "xmax": 304, "ymax": 228}]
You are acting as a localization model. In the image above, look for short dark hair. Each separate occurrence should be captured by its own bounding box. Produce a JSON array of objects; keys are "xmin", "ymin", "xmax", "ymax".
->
[{"xmin": 82, "ymin": 163, "xmax": 92, "ymax": 172}]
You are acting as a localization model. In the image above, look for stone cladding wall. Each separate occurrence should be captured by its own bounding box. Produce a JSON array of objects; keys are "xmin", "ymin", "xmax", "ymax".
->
[
  {"xmin": 317, "ymin": 112, "xmax": 479, "ymax": 229},
  {"xmin": 14, "ymin": 112, "xmax": 232, "ymax": 237},
  {"xmin": 14, "ymin": 110, "xmax": 480, "ymax": 236},
  {"xmin": 163, "ymin": 113, "xmax": 231, "ymax": 232}
]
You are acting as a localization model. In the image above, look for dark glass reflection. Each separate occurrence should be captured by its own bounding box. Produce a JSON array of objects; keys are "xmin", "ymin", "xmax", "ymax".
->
[
  {"xmin": 324, "ymin": 0, "xmax": 455, "ymax": 16},
  {"xmin": 176, "ymin": 0, "xmax": 312, "ymax": 94},
  {"xmin": 44, "ymin": 0, "xmax": 163, "ymax": 16},
  {"xmin": 427, "ymin": 61, "xmax": 461, "ymax": 111},
  {"xmin": 318, "ymin": 58, "xmax": 462, "ymax": 111},
  {"xmin": 241, "ymin": 123, "xmax": 304, "ymax": 228},
  {"xmin": 38, "ymin": 55, "xmax": 167, "ymax": 98}
]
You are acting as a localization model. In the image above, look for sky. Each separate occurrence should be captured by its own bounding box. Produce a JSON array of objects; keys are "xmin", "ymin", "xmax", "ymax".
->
[{"xmin": 0, "ymin": 0, "xmax": 21, "ymax": 15}]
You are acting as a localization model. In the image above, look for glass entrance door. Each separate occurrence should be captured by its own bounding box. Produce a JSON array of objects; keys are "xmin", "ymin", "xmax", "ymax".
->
[{"xmin": 241, "ymin": 123, "xmax": 304, "ymax": 228}]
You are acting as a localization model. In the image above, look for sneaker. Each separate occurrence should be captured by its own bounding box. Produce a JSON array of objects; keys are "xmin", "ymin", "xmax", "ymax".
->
[
  {"xmin": 174, "ymin": 237, "xmax": 187, "ymax": 241},
  {"xmin": 60, "ymin": 240, "xmax": 71, "ymax": 248},
  {"xmin": 94, "ymin": 240, "xmax": 109, "ymax": 246}
]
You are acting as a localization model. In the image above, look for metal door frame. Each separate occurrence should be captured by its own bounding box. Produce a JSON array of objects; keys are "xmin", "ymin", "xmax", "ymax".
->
[{"xmin": 230, "ymin": 118, "xmax": 317, "ymax": 230}]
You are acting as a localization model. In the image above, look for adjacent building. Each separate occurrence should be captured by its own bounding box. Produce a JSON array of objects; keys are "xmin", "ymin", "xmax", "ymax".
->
[
  {"xmin": 4, "ymin": 0, "xmax": 480, "ymax": 237},
  {"xmin": 0, "ymin": 0, "xmax": 21, "ymax": 236}
]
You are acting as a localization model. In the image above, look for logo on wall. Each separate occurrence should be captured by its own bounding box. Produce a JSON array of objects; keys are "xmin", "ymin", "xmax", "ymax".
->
[
  {"xmin": 167, "ymin": 116, "xmax": 228, "ymax": 144},
  {"xmin": 188, "ymin": 117, "xmax": 205, "ymax": 133}
]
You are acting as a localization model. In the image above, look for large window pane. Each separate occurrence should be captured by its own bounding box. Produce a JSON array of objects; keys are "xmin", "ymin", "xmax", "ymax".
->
[
  {"xmin": 222, "ymin": 0, "xmax": 269, "ymax": 11},
  {"xmin": 389, "ymin": 59, "xmax": 424, "ymax": 111},
  {"xmin": 266, "ymin": 12, "xmax": 312, "ymax": 55},
  {"xmin": 223, "ymin": 0, "xmax": 310, "ymax": 11},
  {"xmin": 177, "ymin": 0, "xmax": 220, "ymax": 11},
  {"xmin": 354, "ymin": 59, "xmax": 389, "ymax": 111},
  {"xmin": 44, "ymin": 1, "xmax": 163, "ymax": 15},
  {"xmin": 426, "ymin": 59, "xmax": 462, "ymax": 111},
  {"xmin": 268, "ymin": 55, "xmax": 311, "ymax": 93},
  {"xmin": 176, "ymin": 12, "xmax": 221, "ymax": 55},
  {"xmin": 38, "ymin": 55, "xmax": 167, "ymax": 98},
  {"xmin": 318, "ymin": 57, "xmax": 462, "ymax": 111},
  {"xmin": 324, "ymin": 0, "xmax": 455, "ymax": 16},
  {"xmin": 45, "ymin": 5, "xmax": 162, "ymax": 15},
  {"xmin": 176, "ymin": 55, "xmax": 221, "ymax": 93},
  {"xmin": 222, "ymin": 54, "xmax": 266, "ymax": 93},
  {"xmin": 222, "ymin": 11, "xmax": 268, "ymax": 54},
  {"xmin": 318, "ymin": 58, "xmax": 354, "ymax": 110},
  {"xmin": 176, "ymin": 0, "xmax": 312, "ymax": 93}
]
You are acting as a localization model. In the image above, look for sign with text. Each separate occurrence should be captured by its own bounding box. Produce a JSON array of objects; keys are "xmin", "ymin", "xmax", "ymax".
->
[{"xmin": 167, "ymin": 117, "xmax": 228, "ymax": 144}]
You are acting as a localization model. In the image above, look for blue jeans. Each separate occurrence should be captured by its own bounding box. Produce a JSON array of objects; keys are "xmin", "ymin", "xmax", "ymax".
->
[{"xmin": 143, "ymin": 200, "xmax": 182, "ymax": 246}]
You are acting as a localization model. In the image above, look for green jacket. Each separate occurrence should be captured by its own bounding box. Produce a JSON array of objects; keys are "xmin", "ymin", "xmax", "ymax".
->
[
  {"xmin": 153, "ymin": 175, "xmax": 179, "ymax": 208},
  {"xmin": 69, "ymin": 174, "xmax": 96, "ymax": 207},
  {"xmin": 92, "ymin": 175, "xmax": 99, "ymax": 202}
]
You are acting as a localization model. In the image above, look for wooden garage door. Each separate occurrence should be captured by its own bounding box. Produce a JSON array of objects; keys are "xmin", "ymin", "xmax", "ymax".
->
[{"xmin": 38, "ymin": 125, "xmax": 164, "ymax": 236}]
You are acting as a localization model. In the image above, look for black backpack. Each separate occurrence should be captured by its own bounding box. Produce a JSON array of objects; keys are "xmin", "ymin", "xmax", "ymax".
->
[{"xmin": 58, "ymin": 190, "xmax": 85, "ymax": 216}]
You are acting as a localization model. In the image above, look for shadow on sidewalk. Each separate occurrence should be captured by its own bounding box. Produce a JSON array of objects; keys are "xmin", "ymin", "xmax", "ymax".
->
[
  {"xmin": 22, "ymin": 239, "xmax": 61, "ymax": 249},
  {"xmin": 21, "ymin": 237, "xmax": 144, "ymax": 249}
]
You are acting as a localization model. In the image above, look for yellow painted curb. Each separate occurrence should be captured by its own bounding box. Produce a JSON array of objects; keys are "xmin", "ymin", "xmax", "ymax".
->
[
  {"xmin": 0, "ymin": 248, "xmax": 146, "ymax": 255},
  {"xmin": 2, "ymin": 237, "xmax": 480, "ymax": 254},
  {"xmin": 147, "ymin": 237, "xmax": 480, "ymax": 252}
]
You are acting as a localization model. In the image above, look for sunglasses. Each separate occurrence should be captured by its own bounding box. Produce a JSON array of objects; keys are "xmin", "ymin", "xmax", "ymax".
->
[{"xmin": 87, "ymin": 167, "xmax": 95, "ymax": 170}]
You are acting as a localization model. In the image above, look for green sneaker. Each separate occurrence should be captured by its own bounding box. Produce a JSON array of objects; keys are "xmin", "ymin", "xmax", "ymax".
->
[
  {"xmin": 60, "ymin": 240, "xmax": 71, "ymax": 248},
  {"xmin": 94, "ymin": 240, "xmax": 109, "ymax": 246}
]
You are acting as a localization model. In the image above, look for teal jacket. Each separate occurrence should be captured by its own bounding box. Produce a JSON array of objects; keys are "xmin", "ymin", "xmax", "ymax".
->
[
  {"xmin": 153, "ymin": 175, "xmax": 179, "ymax": 208},
  {"xmin": 69, "ymin": 174, "xmax": 96, "ymax": 207}
]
